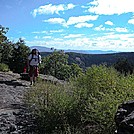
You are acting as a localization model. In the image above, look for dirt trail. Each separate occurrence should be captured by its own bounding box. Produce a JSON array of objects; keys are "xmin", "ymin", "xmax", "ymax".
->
[{"xmin": 0, "ymin": 71, "xmax": 35, "ymax": 134}]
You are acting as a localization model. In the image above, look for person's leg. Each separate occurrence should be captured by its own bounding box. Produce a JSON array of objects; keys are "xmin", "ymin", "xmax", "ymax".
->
[
  {"xmin": 33, "ymin": 66, "xmax": 39, "ymax": 84},
  {"xmin": 30, "ymin": 76, "xmax": 33, "ymax": 85},
  {"xmin": 33, "ymin": 76, "xmax": 36, "ymax": 83},
  {"xmin": 29, "ymin": 66, "xmax": 34, "ymax": 85}
]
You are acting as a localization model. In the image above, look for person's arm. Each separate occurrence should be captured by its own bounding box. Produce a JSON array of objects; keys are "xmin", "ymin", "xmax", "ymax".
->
[{"xmin": 39, "ymin": 55, "xmax": 42, "ymax": 64}]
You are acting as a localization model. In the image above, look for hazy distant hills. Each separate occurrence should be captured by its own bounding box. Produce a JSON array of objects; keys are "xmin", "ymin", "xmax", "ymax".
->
[
  {"xmin": 30, "ymin": 46, "xmax": 117, "ymax": 54},
  {"xmin": 30, "ymin": 46, "xmax": 54, "ymax": 52},
  {"xmin": 30, "ymin": 46, "xmax": 134, "ymax": 69}
]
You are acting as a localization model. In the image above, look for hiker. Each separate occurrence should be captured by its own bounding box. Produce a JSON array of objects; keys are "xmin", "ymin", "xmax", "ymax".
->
[{"xmin": 27, "ymin": 49, "xmax": 41, "ymax": 85}]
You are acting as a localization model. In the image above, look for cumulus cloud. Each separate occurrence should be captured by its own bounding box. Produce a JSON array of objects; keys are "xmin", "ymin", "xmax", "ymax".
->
[
  {"xmin": 42, "ymin": 36, "xmax": 52, "ymax": 39},
  {"xmin": 26, "ymin": 32, "xmax": 134, "ymax": 51},
  {"xmin": 43, "ymin": 15, "xmax": 98, "ymax": 28},
  {"xmin": 105, "ymin": 21, "xmax": 114, "ymax": 26},
  {"xmin": 43, "ymin": 18, "xmax": 67, "ymax": 27},
  {"xmin": 32, "ymin": 31, "xmax": 47, "ymax": 34},
  {"xmin": 95, "ymin": 25, "xmax": 128, "ymax": 33},
  {"xmin": 75, "ymin": 23, "xmax": 94, "ymax": 28},
  {"xmin": 67, "ymin": 15, "xmax": 98, "ymax": 25},
  {"xmin": 64, "ymin": 34, "xmax": 83, "ymax": 38},
  {"xmin": 88, "ymin": 0, "xmax": 134, "ymax": 15},
  {"xmin": 128, "ymin": 19, "xmax": 134, "ymax": 24},
  {"xmin": 32, "ymin": 3, "xmax": 75, "ymax": 17},
  {"xmin": 34, "ymin": 36, "xmax": 40, "ymax": 39},
  {"xmin": 115, "ymin": 27, "xmax": 128, "ymax": 32},
  {"xmin": 50, "ymin": 29, "xmax": 64, "ymax": 33},
  {"xmin": 94, "ymin": 25, "xmax": 106, "ymax": 31}
]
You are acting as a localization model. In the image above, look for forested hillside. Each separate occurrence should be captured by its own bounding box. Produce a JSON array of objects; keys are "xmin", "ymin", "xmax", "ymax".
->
[
  {"xmin": 41, "ymin": 51, "xmax": 134, "ymax": 68},
  {"xmin": 67, "ymin": 52, "xmax": 134, "ymax": 68}
]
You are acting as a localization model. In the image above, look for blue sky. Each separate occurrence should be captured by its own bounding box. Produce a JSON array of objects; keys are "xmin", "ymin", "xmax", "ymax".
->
[{"xmin": 1, "ymin": 0, "xmax": 134, "ymax": 52}]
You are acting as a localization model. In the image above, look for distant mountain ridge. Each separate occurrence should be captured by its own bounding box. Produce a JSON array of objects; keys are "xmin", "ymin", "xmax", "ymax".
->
[
  {"xmin": 30, "ymin": 46, "xmax": 53, "ymax": 52},
  {"xmin": 30, "ymin": 46, "xmax": 117, "ymax": 54}
]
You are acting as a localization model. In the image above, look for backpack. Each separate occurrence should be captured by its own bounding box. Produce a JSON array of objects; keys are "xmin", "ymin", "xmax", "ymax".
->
[{"xmin": 29, "ymin": 49, "xmax": 40, "ymax": 65}]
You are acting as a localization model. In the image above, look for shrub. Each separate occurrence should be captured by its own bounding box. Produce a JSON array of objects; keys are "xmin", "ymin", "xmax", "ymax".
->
[
  {"xmin": 71, "ymin": 65, "xmax": 134, "ymax": 133},
  {"xmin": 25, "ymin": 65, "xmax": 134, "ymax": 134},
  {"xmin": 25, "ymin": 81, "xmax": 82, "ymax": 133},
  {"xmin": 0, "ymin": 63, "xmax": 9, "ymax": 72}
]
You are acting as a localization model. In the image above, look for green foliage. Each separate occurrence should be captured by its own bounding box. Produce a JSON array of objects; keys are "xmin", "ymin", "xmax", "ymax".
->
[
  {"xmin": 71, "ymin": 65, "xmax": 134, "ymax": 133},
  {"xmin": 0, "ymin": 25, "xmax": 13, "ymax": 64},
  {"xmin": 42, "ymin": 50, "xmax": 82, "ymax": 80},
  {"xmin": 25, "ymin": 82, "xmax": 80, "ymax": 133},
  {"xmin": 70, "ymin": 63, "xmax": 83, "ymax": 78},
  {"xmin": 114, "ymin": 58, "xmax": 133, "ymax": 75},
  {"xmin": 0, "ymin": 25, "xmax": 31, "ymax": 73},
  {"xmin": 10, "ymin": 38, "xmax": 30, "ymax": 73},
  {"xmin": 43, "ymin": 50, "xmax": 68, "ymax": 77},
  {"xmin": 0, "ymin": 63, "xmax": 9, "ymax": 72},
  {"xmin": 0, "ymin": 25, "xmax": 9, "ymax": 44},
  {"xmin": 25, "ymin": 65, "xmax": 134, "ymax": 134},
  {"xmin": 1, "ymin": 41, "xmax": 13, "ymax": 64}
]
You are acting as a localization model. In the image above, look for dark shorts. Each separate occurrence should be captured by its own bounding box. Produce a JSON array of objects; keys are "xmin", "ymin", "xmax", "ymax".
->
[{"xmin": 29, "ymin": 66, "xmax": 39, "ymax": 77}]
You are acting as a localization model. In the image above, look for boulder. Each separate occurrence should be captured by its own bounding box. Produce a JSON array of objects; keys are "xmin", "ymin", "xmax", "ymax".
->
[
  {"xmin": 115, "ymin": 100, "xmax": 134, "ymax": 134},
  {"xmin": 20, "ymin": 73, "xmax": 66, "ymax": 84}
]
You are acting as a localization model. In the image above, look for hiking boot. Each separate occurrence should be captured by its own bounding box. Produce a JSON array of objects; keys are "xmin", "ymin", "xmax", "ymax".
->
[{"xmin": 30, "ymin": 81, "xmax": 33, "ymax": 86}]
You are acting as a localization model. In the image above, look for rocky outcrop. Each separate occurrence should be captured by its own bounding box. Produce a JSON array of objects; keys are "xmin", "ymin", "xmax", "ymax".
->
[
  {"xmin": 0, "ymin": 71, "xmax": 36, "ymax": 133},
  {"xmin": 0, "ymin": 71, "xmax": 66, "ymax": 134},
  {"xmin": 115, "ymin": 100, "xmax": 134, "ymax": 134},
  {"xmin": 20, "ymin": 72, "xmax": 66, "ymax": 84},
  {"xmin": 39, "ymin": 74, "xmax": 66, "ymax": 84}
]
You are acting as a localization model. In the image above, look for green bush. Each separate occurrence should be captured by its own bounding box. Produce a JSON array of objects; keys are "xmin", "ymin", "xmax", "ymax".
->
[
  {"xmin": 0, "ymin": 63, "xmax": 9, "ymax": 72},
  {"xmin": 25, "ymin": 81, "xmax": 80, "ymax": 133},
  {"xmin": 25, "ymin": 65, "xmax": 134, "ymax": 134},
  {"xmin": 71, "ymin": 65, "xmax": 134, "ymax": 133}
]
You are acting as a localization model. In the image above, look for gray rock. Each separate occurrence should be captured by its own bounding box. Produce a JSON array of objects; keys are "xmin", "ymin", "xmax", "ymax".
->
[
  {"xmin": 115, "ymin": 100, "xmax": 134, "ymax": 134},
  {"xmin": 0, "ymin": 71, "xmax": 36, "ymax": 133},
  {"xmin": 9, "ymin": 123, "xmax": 16, "ymax": 132}
]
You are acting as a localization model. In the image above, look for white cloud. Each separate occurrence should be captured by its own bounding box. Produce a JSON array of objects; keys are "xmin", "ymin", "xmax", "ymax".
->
[
  {"xmin": 43, "ymin": 15, "xmax": 98, "ymax": 28},
  {"xmin": 93, "ymin": 32, "xmax": 134, "ymax": 49},
  {"xmin": 50, "ymin": 29, "xmax": 64, "ymax": 33},
  {"xmin": 75, "ymin": 23, "xmax": 94, "ymax": 28},
  {"xmin": 43, "ymin": 18, "xmax": 67, "ymax": 27},
  {"xmin": 26, "ymin": 32, "xmax": 134, "ymax": 51},
  {"xmin": 87, "ymin": 33, "xmax": 134, "ymax": 51},
  {"xmin": 94, "ymin": 25, "xmax": 128, "ymax": 33},
  {"xmin": 128, "ymin": 19, "xmax": 134, "ymax": 24},
  {"xmin": 67, "ymin": 3, "xmax": 75, "ymax": 9},
  {"xmin": 64, "ymin": 34, "xmax": 83, "ymax": 38},
  {"xmin": 105, "ymin": 21, "xmax": 114, "ymax": 26},
  {"xmin": 42, "ymin": 36, "xmax": 51, "ymax": 39},
  {"xmin": 115, "ymin": 27, "xmax": 128, "ymax": 32},
  {"xmin": 32, "ymin": 31, "xmax": 47, "ymax": 34},
  {"xmin": 53, "ymin": 38, "xmax": 64, "ymax": 41},
  {"xmin": 67, "ymin": 15, "xmax": 98, "ymax": 25},
  {"xmin": 94, "ymin": 25, "xmax": 105, "ymax": 31},
  {"xmin": 88, "ymin": 0, "xmax": 134, "ymax": 15},
  {"xmin": 34, "ymin": 36, "xmax": 39, "ymax": 39},
  {"xmin": 32, "ymin": 3, "xmax": 75, "ymax": 17}
]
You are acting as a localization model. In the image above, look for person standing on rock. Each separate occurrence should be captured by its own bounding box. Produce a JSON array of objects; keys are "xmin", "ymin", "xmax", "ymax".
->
[{"xmin": 27, "ymin": 49, "xmax": 41, "ymax": 85}]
